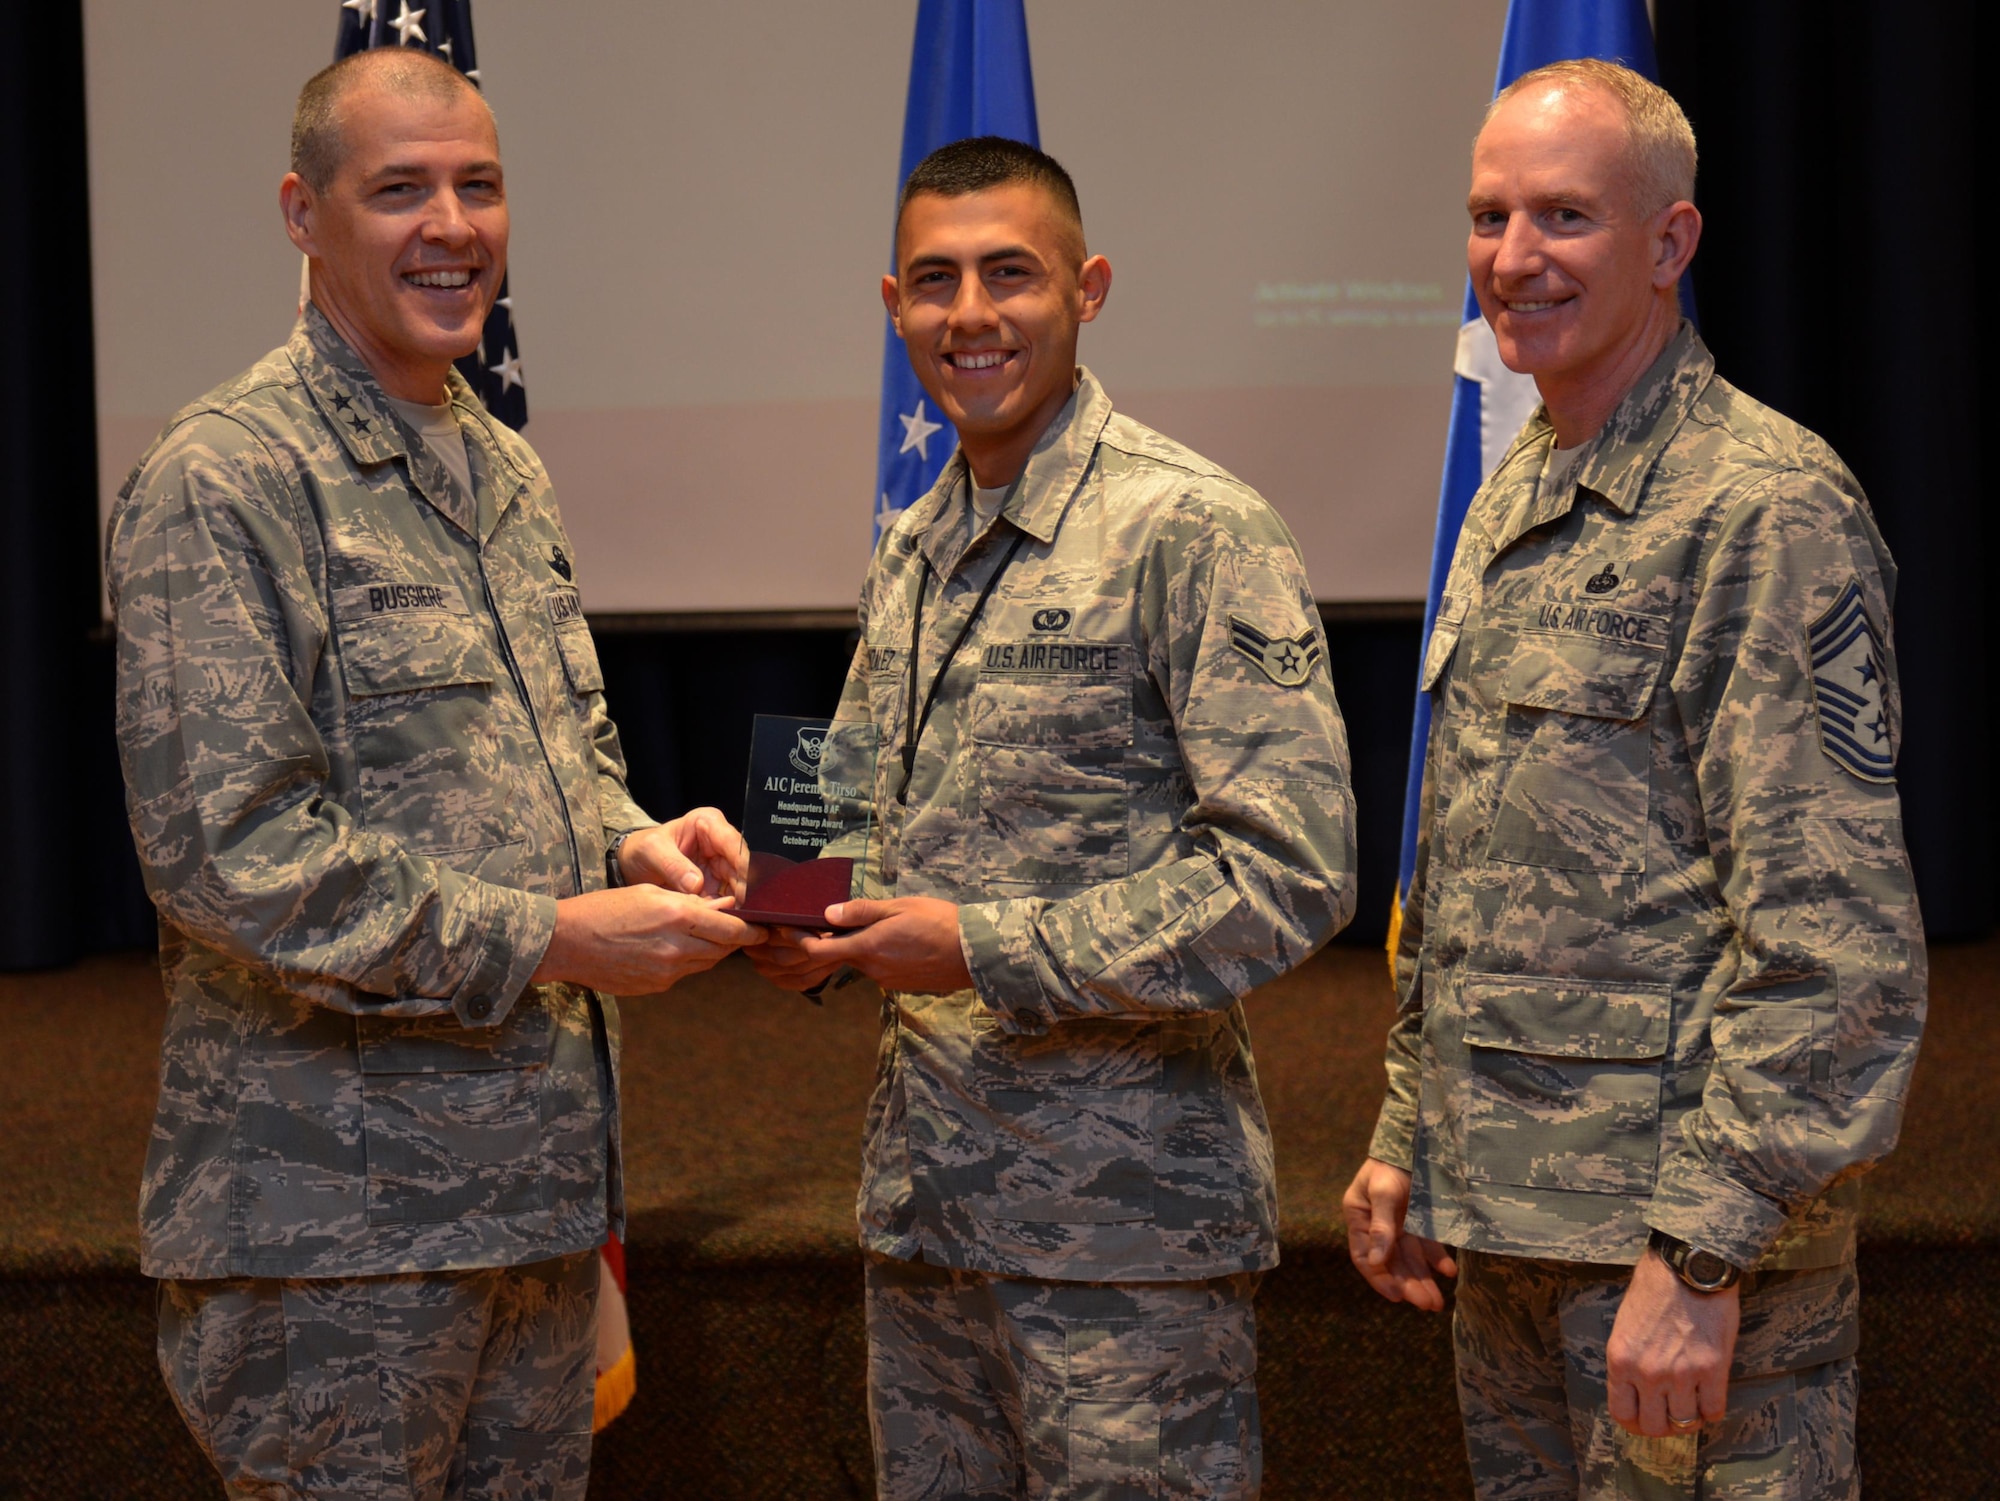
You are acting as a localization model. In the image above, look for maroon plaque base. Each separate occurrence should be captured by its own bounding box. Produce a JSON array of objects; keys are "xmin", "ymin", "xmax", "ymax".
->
[{"xmin": 736, "ymin": 853, "xmax": 857, "ymax": 927}]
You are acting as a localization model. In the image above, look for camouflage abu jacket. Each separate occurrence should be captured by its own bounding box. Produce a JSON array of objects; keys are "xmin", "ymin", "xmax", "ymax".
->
[
  {"xmin": 844, "ymin": 370, "xmax": 1357, "ymax": 1281},
  {"xmin": 1369, "ymin": 325, "xmax": 1925, "ymax": 1272},
  {"xmin": 106, "ymin": 308, "xmax": 651, "ymax": 1279}
]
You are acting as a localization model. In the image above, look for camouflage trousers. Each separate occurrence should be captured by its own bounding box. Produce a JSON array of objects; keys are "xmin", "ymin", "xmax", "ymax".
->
[
  {"xmin": 156, "ymin": 1251, "xmax": 598, "ymax": 1500},
  {"xmin": 865, "ymin": 1253, "xmax": 1262, "ymax": 1500},
  {"xmin": 1453, "ymin": 1248, "xmax": 1860, "ymax": 1501}
]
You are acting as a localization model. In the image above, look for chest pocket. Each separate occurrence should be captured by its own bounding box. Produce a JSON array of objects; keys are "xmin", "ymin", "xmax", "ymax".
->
[
  {"xmin": 337, "ymin": 609, "xmax": 520, "ymax": 862},
  {"xmin": 970, "ymin": 666, "xmax": 1132, "ymax": 887},
  {"xmin": 1487, "ymin": 625, "xmax": 1664, "ymax": 873}
]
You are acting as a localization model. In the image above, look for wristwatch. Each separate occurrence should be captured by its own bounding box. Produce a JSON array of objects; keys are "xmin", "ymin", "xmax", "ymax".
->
[
  {"xmin": 606, "ymin": 830, "xmax": 633, "ymax": 889},
  {"xmin": 1648, "ymin": 1229, "xmax": 1742, "ymax": 1293}
]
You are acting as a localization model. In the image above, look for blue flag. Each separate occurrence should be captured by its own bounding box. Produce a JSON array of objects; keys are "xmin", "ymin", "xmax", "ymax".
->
[
  {"xmin": 331, "ymin": 0, "xmax": 527, "ymax": 430},
  {"xmin": 1392, "ymin": 0, "xmax": 1688, "ymax": 949},
  {"xmin": 873, "ymin": 0, "xmax": 1039, "ymax": 540}
]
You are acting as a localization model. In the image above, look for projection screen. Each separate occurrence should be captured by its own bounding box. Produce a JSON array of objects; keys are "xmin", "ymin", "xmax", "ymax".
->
[{"xmin": 87, "ymin": 0, "xmax": 1507, "ymax": 612}]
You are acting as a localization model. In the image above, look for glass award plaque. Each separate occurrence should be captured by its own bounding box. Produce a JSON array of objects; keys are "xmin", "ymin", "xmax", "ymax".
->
[{"xmin": 736, "ymin": 714, "xmax": 877, "ymax": 927}]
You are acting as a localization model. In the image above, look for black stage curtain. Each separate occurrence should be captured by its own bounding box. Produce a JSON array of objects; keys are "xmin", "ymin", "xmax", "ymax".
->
[
  {"xmin": 0, "ymin": 6, "xmax": 153, "ymax": 968},
  {"xmin": 1656, "ymin": 0, "xmax": 1992, "ymax": 938},
  {"xmin": 3, "ymin": 2, "xmax": 1987, "ymax": 968}
]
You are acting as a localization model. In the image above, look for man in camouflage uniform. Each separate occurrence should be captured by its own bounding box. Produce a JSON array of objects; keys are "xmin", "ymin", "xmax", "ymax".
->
[
  {"xmin": 1343, "ymin": 61, "xmax": 1925, "ymax": 1500},
  {"xmin": 750, "ymin": 138, "xmax": 1357, "ymax": 1498},
  {"xmin": 106, "ymin": 50, "xmax": 759, "ymax": 1499}
]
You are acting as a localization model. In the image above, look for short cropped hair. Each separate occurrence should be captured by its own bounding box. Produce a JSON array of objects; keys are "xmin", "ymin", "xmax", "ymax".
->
[
  {"xmin": 1487, "ymin": 58, "xmax": 1697, "ymax": 214},
  {"xmin": 897, "ymin": 136, "xmax": 1085, "ymax": 254},
  {"xmin": 291, "ymin": 48, "xmax": 492, "ymax": 192}
]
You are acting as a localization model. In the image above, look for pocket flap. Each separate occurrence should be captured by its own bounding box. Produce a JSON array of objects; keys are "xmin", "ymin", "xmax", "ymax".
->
[
  {"xmin": 1462, "ymin": 973, "xmax": 1670, "ymax": 1060},
  {"xmin": 358, "ymin": 999, "xmax": 555, "ymax": 1074},
  {"xmin": 340, "ymin": 611, "xmax": 494, "ymax": 697},
  {"xmin": 552, "ymin": 620, "xmax": 605, "ymax": 695},
  {"xmin": 1503, "ymin": 627, "xmax": 1664, "ymax": 720},
  {"xmin": 1421, "ymin": 594, "xmax": 1470, "ymax": 691}
]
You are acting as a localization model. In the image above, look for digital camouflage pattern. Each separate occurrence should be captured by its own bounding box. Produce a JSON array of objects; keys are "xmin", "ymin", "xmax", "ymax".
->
[
  {"xmin": 1369, "ymin": 325, "xmax": 1926, "ymax": 1272},
  {"xmin": 107, "ymin": 308, "xmax": 652, "ymax": 1280},
  {"xmin": 1453, "ymin": 1249, "xmax": 1858, "ymax": 1501},
  {"xmin": 866, "ymin": 1254, "xmax": 1262, "ymax": 1501},
  {"xmin": 157, "ymin": 1250, "xmax": 598, "ymax": 1499},
  {"xmin": 841, "ymin": 369, "xmax": 1357, "ymax": 1282}
]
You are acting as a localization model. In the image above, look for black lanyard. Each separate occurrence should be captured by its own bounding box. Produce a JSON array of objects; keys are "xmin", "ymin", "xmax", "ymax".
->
[{"xmin": 897, "ymin": 525, "xmax": 1029, "ymax": 805}]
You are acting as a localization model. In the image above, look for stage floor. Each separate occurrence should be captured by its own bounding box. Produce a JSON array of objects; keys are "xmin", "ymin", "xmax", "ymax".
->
[{"xmin": 3, "ymin": 940, "xmax": 1993, "ymax": 1497}]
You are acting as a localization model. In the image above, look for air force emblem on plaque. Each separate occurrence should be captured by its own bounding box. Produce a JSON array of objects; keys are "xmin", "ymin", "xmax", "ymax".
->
[
  {"xmin": 789, "ymin": 727, "xmax": 826, "ymax": 777},
  {"xmin": 1808, "ymin": 580, "xmax": 1895, "ymax": 782},
  {"xmin": 1228, "ymin": 615, "xmax": 1322, "ymax": 687}
]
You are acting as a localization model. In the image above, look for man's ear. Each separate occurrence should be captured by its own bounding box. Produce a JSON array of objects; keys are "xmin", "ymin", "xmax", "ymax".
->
[
  {"xmin": 1076, "ymin": 254, "xmax": 1112, "ymax": 325},
  {"xmin": 880, "ymin": 273, "xmax": 903, "ymax": 337},
  {"xmin": 280, "ymin": 172, "xmax": 319, "ymax": 258},
  {"xmin": 1651, "ymin": 200, "xmax": 1702, "ymax": 290}
]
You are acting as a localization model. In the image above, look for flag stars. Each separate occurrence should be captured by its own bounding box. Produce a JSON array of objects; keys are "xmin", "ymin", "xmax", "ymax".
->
[
  {"xmin": 897, "ymin": 399, "xmax": 943, "ymax": 463},
  {"xmin": 491, "ymin": 347, "xmax": 524, "ymax": 394},
  {"xmin": 341, "ymin": 0, "xmax": 379, "ymax": 29},
  {"xmin": 389, "ymin": 1, "xmax": 426, "ymax": 46}
]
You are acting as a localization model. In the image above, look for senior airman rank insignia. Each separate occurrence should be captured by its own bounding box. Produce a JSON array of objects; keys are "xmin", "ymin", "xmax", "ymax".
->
[
  {"xmin": 1228, "ymin": 615, "xmax": 1321, "ymax": 687},
  {"xmin": 1808, "ymin": 580, "xmax": 1895, "ymax": 782}
]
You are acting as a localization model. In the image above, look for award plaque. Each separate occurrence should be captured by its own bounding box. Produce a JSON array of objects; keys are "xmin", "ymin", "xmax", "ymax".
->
[{"xmin": 735, "ymin": 714, "xmax": 877, "ymax": 927}]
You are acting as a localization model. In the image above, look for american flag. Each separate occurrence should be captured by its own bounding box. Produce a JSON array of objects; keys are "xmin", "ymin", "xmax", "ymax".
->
[{"xmin": 333, "ymin": 0, "xmax": 527, "ymax": 430}]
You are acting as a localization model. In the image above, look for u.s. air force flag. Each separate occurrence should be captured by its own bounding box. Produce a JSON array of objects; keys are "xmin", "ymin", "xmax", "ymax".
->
[
  {"xmin": 332, "ymin": 0, "xmax": 527, "ymax": 430},
  {"xmin": 1390, "ymin": 0, "xmax": 1694, "ymax": 964},
  {"xmin": 874, "ymin": 0, "xmax": 1039, "ymax": 542}
]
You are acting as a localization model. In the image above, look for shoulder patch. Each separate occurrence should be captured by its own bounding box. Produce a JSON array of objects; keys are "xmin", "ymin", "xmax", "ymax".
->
[
  {"xmin": 1808, "ymin": 580, "xmax": 1895, "ymax": 782},
  {"xmin": 1228, "ymin": 615, "xmax": 1321, "ymax": 687}
]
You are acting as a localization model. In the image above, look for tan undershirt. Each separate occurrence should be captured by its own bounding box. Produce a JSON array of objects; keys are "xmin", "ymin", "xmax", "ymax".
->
[{"xmin": 386, "ymin": 394, "xmax": 473, "ymax": 502}]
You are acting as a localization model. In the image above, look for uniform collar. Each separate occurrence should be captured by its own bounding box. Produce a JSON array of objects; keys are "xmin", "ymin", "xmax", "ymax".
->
[
  {"xmin": 1570, "ymin": 320, "xmax": 1714, "ymax": 518},
  {"xmin": 907, "ymin": 366, "xmax": 1115, "ymax": 577},
  {"xmin": 1477, "ymin": 320, "xmax": 1713, "ymax": 557},
  {"xmin": 288, "ymin": 304, "xmax": 530, "ymax": 543}
]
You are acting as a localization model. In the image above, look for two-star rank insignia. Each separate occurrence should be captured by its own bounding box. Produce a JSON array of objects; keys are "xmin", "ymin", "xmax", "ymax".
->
[
  {"xmin": 1228, "ymin": 615, "xmax": 1322, "ymax": 687},
  {"xmin": 1807, "ymin": 579, "xmax": 1895, "ymax": 782}
]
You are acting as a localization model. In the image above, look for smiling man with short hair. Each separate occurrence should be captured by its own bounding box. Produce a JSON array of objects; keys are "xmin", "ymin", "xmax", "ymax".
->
[
  {"xmin": 1343, "ymin": 59, "xmax": 1925, "ymax": 1500},
  {"xmin": 107, "ymin": 48, "xmax": 759, "ymax": 1498},
  {"xmin": 750, "ymin": 136, "xmax": 1357, "ymax": 1500}
]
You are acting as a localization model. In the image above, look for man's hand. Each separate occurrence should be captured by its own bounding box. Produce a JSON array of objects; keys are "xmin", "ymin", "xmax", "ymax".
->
[
  {"xmin": 743, "ymin": 897, "xmax": 970, "ymax": 995},
  {"xmin": 532, "ymin": 886, "xmax": 764, "ymax": 995},
  {"xmin": 1341, "ymin": 1157, "xmax": 1458, "ymax": 1312},
  {"xmin": 1606, "ymin": 1250, "xmax": 1741, "ymax": 1437},
  {"xmin": 616, "ymin": 809, "xmax": 748, "ymax": 901}
]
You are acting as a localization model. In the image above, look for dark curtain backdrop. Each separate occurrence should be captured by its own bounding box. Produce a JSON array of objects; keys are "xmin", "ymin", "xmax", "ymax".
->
[
  {"xmin": 1656, "ymin": 0, "xmax": 1992, "ymax": 937},
  {"xmin": 2, "ymin": 1, "xmax": 1988, "ymax": 970}
]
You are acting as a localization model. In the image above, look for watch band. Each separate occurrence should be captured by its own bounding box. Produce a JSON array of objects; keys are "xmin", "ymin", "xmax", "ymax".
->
[
  {"xmin": 1648, "ymin": 1229, "xmax": 1742, "ymax": 1292},
  {"xmin": 606, "ymin": 830, "xmax": 633, "ymax": 889}
]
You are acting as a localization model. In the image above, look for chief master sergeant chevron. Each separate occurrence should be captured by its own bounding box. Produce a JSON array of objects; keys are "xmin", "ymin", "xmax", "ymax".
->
[
  {"xmin": 749, "ymin": 138, "xmax": 1357, "ymax": 1499},
  {"xmin": 105, "ymin": 49, "xmax": 761, "ymax": 1499},
  {"xmin": 1341, "ymin": 60, "xmax": 1926, "ymax": 1500}
]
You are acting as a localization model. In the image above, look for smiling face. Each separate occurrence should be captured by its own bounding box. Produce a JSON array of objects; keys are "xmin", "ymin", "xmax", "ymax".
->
[
  {"xmin": 281, "ymin": 78, "xmax": 506, "ymax": 402},
  {"xmin": 881, "ymin": 182, "xmax": 1110, "ymax": 487},
  {"xmin": 1467, "ymin": 83, "xmax": 1695, "ymax": 425}
]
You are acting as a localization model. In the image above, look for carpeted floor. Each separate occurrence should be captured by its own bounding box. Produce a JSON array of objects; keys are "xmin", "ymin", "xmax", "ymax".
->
[{"xmin": 2, "ymin": 941, "xmax": 1994, "ymax": 1497}]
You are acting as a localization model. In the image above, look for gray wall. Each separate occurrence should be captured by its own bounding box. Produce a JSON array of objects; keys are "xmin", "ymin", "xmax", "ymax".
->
[{"xmin": 86, "ymin": 0, "xmax": 1505, "ymax": 610}]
